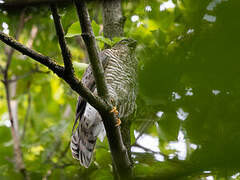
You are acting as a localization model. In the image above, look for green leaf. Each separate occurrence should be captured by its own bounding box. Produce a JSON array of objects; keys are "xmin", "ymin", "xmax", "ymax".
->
[
  {"xmin": 73, "ymin": 61, "xmax": 88, "ymax": 78},
  {"xmin": 66, "ymin": 20, "xmax": 100, "ymax": 38},
  {"xmin": 95, "ymin": 36, "xmax": 114, "ymax": 46},
  {"xmin": 112, "ymin": 37, "xmax": 128, "ymax": 44},
  {"xmin": 92, "ymin": 20, "xmax": 100, "ymax": 36},
  {"xmin": 65, "ymin": 22, "xmax": 81, "ymax": 38}
]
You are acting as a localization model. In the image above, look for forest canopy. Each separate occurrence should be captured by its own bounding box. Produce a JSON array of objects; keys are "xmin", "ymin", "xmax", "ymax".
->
[{"xmin": 1, "ymin": 0, "xmax": 240, "ymax": 179}]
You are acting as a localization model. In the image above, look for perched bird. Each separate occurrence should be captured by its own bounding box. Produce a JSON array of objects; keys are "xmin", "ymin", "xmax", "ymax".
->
[{"xmin": 70, "ymin": 38, "xmax": 138, "ymax": 168}]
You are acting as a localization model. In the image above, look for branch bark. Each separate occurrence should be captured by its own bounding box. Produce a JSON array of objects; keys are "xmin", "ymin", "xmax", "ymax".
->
[
  {"xmin": 0, "ymin": 31, "xmax": 107, "ymax": 112},
  {"xmin": 102, "ymin": 0, "xmax": 133, "ymax": 170},
  {"xmin": 0, "ymin": 2, "xmax": 132, "ymax": 179},
  {"xmin": 74, "ymin": 0, "xmax": 109, "ymax": 100},
  {"xmin": 102, "ymin": 0, "xmax": 125, "ymax": 39},
  {"xmin": 74, "ymin": 1, "xmax": 132, "ymax": 179},
  {"xmin": 50, "ymin": 4, "xmax": 74, "ymax": 75}
]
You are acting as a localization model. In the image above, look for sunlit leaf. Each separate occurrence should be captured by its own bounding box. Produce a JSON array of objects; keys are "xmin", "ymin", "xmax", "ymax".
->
[
  {"xmin": 95, "ymin": 36, "xmax": 113, "ymax": 46},
  {"xmin": 65, "ymin": 21, "xmax": 81, "ymax": 38},
  {"xmin": 73, "ymin": 61, "xmax": 88, "ymax": 78}
]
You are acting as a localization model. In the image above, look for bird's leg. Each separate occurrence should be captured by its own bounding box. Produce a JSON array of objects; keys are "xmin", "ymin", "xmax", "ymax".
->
[{"xmin": 110, "ymin": 106, "xmax": 121, "ymax": 126}]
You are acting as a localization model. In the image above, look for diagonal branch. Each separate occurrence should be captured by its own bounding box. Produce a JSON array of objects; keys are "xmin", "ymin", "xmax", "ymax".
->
[
  {"xmin": 0, "ymin": 31, "xmax": 64, "ymax": 75},
  {"xmin": 0, "ymin": 2, "xmax": 132, "ymax": 179},
  {"xmin": 0, "ymin": 31, "xmax": 107, "ymax": 112},
  {"xmin": 132, "ymin": 143, "xmax": 169, "ymax": 159},
  {"xmin": 50, "ymin": 4, "xmax": 74, "ymax": 75},
  {"xmin": 4, "ymin": 9, "xmax": 26, "ymax": 74}
]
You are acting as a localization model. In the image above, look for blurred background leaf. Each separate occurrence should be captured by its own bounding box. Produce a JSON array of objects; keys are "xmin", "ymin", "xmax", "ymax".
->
[{"xmin": 1, "ymin": 0, "xmax": 240, "ymax": 179}]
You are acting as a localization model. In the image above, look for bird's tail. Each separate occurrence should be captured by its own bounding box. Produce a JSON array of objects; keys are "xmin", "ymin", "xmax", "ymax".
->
[{"xmin": 70, "ymin": 123, "xmax": 97, "ymax": 168}]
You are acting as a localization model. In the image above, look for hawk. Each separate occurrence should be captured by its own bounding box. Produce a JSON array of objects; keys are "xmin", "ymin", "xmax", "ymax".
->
[{"xmin": 70, "ymin": 38, "xmax": 138, "ymax": 168}]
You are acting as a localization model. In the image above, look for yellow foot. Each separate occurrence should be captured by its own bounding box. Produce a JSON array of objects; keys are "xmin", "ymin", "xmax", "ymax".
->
[
  {"xmin": 115, "ymin": 118, "xmax": 121, "ymax": 127},
  {"xmin": 110, "ymin": 106, "xmax": 121, "ymax": 127},
  {"xmin": 110, "ymin": 106, "xmax": 119, "ymax": 116}
]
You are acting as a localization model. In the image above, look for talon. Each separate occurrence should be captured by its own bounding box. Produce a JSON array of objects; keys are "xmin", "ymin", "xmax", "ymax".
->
[
  {"xmin": 110, "ymin": 106, "xmax": 119, "ymax": 116},
  {"xmin": 115, "ymin": 118, "xmax": 121, "ymax": 127},
  {"xmin": 110, "ymin": 107, "xmax": 121, "ymax": 126}
]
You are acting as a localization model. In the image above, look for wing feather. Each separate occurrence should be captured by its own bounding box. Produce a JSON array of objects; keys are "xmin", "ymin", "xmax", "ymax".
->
[{"xmin": 70, "ymin": 50, "xmax": 110, "ymax": 167}]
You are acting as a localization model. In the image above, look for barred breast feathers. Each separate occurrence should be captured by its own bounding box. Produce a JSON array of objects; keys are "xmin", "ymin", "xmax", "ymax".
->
[
  {"xmin": 103, "ymin": 48, "xmax": 137, "ymax": 118},
  {"xmin": 71, "ymin": 40, "xmax": 138, "ymax": 168}
]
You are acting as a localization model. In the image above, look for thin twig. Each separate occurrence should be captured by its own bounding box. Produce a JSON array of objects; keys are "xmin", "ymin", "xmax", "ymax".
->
[
  {"xmin": 59, "ymin": 142, "xmax": 70, "ymax": 158},
  {"xmin": 134, "ymin": 118, "xmax": 156, "ymax": 144},
  {"xmin": 132, "ymin": 143, "xmax": 169, "ymax": 159},
  {"xmin": 2, "ymin": 9, "xmax": 29, "ymax": 180},
  {"xmin": 26, "ymin": 25, "xmax": 38, "ymax": 48},
  {"xmin": 0, "ymin": 2, "xmax": 132, "ymax": 179},
  {"xmin": 42, "ymin": 142, "xmax": 71, "ymax": 180},
  {"xmin": 4, "ymin": 9, "xmax": 26, "ymax": 73},
  {"xmin": 0, "ymin": 65, "xmax": 4, "ymax": 74},
  {"xmin": 22, "ymin": 88, "xmax": 31, "ymax": 140},
  {"xmin": 8, "ymin": 68, "xmax": 50, "ymax": 83},
  {"xmin": 0, "ymin": 31, "xmax": 65, "ymax": 75},
  {"xmin": 50, "ymin": 4, "xmax": 74, "ymax": 75}
]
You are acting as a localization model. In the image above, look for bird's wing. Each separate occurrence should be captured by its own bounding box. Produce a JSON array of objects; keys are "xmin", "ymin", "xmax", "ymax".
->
[
  {"xmin": 71, "ymin": 50, "xmax": 110, "ymax": 167},
  {"xmin": 71, "ymin": 50, "xmax": 109, "ymax": 134}
]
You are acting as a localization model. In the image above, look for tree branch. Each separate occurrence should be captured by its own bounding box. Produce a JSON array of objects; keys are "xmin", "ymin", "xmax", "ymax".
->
[
  {"xmin": 0, "ymin": 31, "xmax": 107, "ymax": 112},
  {"xmin": 4, "ymin": 9, "xmax": 26, "ymax": 74},
  {"xmin": 0, "ymin": 65, "xmax": 4, "ymax": 74},
  {"xmin": 26, "ymin": 25, "xmax": 38, "ymax": 48},
  {"xmin": 2, "ymin": 9, "xmax": 29, "ymax": 180},
  {"xmin": 134, "ymin": 118, "xmax": 156, "ymax": 144},
  {"xmin": 0, "ymin": 31, "xmax": 65, "ymax": 75},
  {"xmin": 0, "ymin": 2, "xmax": 132, "ymax": 179},
  {"xmin": 132, "ymin": 143, "xmax": 169, "ymax": 159},
  {"xmin": 102, "ymin": 0, "xmax": 125, "ymax": 39},
  {"xmin": 50, "ymin": 4, "xmax": 74, "ymax": 75},
  {"xmin": 102, "ymin": 0, "xmax": 133, "ymax": 172},
  {"xmin": 22, "ymin": 87, "xmax": 31, "ymax": 140},
  {"xmin": 73, "ymin": 1, "xmax": 132, "ymax": 179},
  {"xmin": 74, "ymin": 0, "xmax": 109, "ymax": 100},
  {"xmin": 7, "ymin": 68, "xmax": 49, "ymax": 83}
]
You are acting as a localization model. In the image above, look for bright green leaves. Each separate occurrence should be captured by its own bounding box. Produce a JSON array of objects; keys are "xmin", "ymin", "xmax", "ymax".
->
[
  {"xmin": 136, "ymin": 0, "xmax": 240, "ymax": 178},
  {"xmin": 72, "ymin": 61, "xmax": 88, "ymax": 78},
  {"xmin": 1, "ymin": 1, "xmax": 240, "ymax": 180},
  {"xmin": 95, "ymin": 36, "xmax": 113, "ymax": 46},
  {"xmin": 91, "ymin": 20, "xmax": 100, "ymax": 36},
  {"xmin": 65, "ymin": 20, "xmax": 101, "ymax": 38},
  {"xmin": 65, "ymin": 21, "xmax": 81, "ymax": 38},
  {"xmin": 66, "ymin": 20, "xmax": 126, "ymax": 47}
]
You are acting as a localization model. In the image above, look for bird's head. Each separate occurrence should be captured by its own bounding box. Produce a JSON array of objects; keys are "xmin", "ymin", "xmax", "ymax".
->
[{"xmin": 112, "ymin": 38, "xmax": 137, "ymax": 50}]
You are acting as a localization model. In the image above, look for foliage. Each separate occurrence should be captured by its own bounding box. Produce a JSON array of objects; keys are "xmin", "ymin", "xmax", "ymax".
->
[{"xmin": 1, "ymin": 0, "xmax": 240, "ymax": 179}]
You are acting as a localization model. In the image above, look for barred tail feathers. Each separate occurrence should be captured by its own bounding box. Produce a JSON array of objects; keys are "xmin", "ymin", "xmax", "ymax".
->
[
  {"xmin": 70, "ymin": 124, "xmax": 97, "ymax": 168},
  {"xmin": 71, "ymin": 103, "xmax": 104, "ymax": 168}
]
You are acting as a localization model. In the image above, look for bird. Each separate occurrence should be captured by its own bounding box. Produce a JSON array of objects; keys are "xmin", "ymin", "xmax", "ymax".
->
[{"xmin": 70, "ymin": 38, "xmax": 138, "ymax": 168}]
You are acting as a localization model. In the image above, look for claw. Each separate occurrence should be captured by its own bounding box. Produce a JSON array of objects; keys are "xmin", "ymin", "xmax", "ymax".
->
[
  {"xmin": 115, "ymin": 118, "xmax": 121, "ymax": 127},
  {"xmin": 110, "ymin": 106, "xmax": 119, "ymax": 116},
  {"xmin": 110, "ymin": 107, "xmax": 121, "ymax": 127}
]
